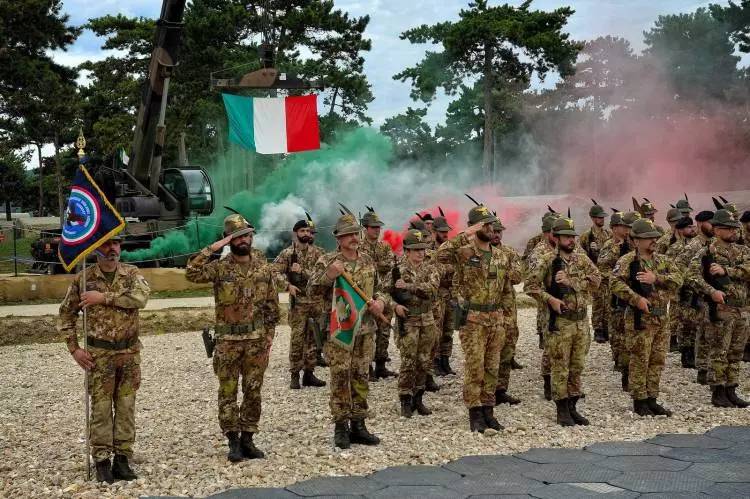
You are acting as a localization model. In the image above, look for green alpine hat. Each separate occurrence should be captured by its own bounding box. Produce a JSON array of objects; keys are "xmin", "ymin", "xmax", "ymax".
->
[
  {"xmin": 589, "ymin": 200, "xmax": 607, "ymax": 218},
  {"xmin": 640, "ymin": 200, "xmax": 657, "ymax": 216},
  {"xmin": 622, "ymin": 211, "xmax": 641, "ymax": 227},
  {"xmin": 223, "ymin": 214, "xmax": 254, "ymax": 239},
  {"xmin": 631, "ymin": 218, "xmax": 661, "ymax": 239},
  {"xmin": 361, "ymin": 207, "xmax": 384, "ymax": 227},
  {"xmin": 468, "ymin": 205, "xmax": 496, "ymax": 225},
  {"xmin": 333, "ymin": 213, "xmax": 362, "ymax": 236},
  {"xmin": 552, "ymin": 217, "xmax": 578, "ymax": 236},
  {"xmin": 675, "ymin": 198, "xmax": 692, "ymax": 215},
  {"xmin": 711, "ymin": 209, "xmax": 741, "ymax": 228},
  {"xmin": 666, "ymin": 208, "xmax": 684, "ymax": 223},
  {"xmin": 403, "ymin": 229, "xmax": 430, "ymax": 250},
  {"xmin": 433, "ymin": 215, "xmax": 451, "ymax": 232},
  {"xmin": 541, "ymin": 212, "xmax": 561, "ymax": 232},
  {"xmin": 610, "ymin": 211, "xmax": 625, "ymax": 227},
  {"xmin": 492, "ymin": 217, "xmax": 506, "ymax": 231}
]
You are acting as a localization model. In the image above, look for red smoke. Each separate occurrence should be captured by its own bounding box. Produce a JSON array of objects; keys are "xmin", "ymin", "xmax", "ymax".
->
[{"xmin": 382, "ymin": 230, "xmax": 404, "ymax": 254}]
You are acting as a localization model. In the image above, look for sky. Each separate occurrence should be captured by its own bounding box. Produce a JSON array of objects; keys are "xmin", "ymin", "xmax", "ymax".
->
[{"xmin": 35, "ymin": 0, "xmax": 717, "ymax": 167}]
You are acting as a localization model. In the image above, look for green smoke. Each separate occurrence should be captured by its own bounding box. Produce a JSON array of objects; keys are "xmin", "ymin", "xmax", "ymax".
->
[{"xmin": 121, "ymin": 127, "xmax": 393, "ymax": 262}]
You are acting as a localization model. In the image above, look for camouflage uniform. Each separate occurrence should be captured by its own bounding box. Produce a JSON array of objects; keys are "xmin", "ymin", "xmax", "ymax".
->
[
  {"xmin": 680, "ymin": 231, "xmax": 714, "ymax": 372},
  {"xmin": 274, "ymin": 242, "xmax": 325, "ymax": 374},
  {"xmin": 665, "ymin": 233, "xmax": 700, "ymax": 359},
  {"xmin": 527, "ymin": 238, "xmax": 557, "ymax": 378},
  {"xmin": 496, "ymin": 243, "xmax": 523, "ymax": 392},
  {"xmin": 360, "ymin": 236, "xmax": 394, "ymax": 363},
  {"xmin": 597, "ymin": 235, "xmax": 631, "ymax": 371},
  {"xmin": 186, "ymin": 247, "xmax": 279, "ymax": 435},
  {"xmin": 611, "ymin": 245, "xmax": 682, "ymax": 402},
  {"xmin": 580, "ymin": 223, "xmax": 612, "ymax": 339},
  {"xmin": 525, "ymin": 242, "xmax": 600, "ymax": 402},
  {"xmin": 688, "ymin": 236, "xmax": 750, "ymax": 388},
  {"xmin": 523, "ymin": 233, "xmax": 544, "ymax": 263},
  {"xmin": 58, "ymin": 263, "xmax": 150, "ymax": 462}
]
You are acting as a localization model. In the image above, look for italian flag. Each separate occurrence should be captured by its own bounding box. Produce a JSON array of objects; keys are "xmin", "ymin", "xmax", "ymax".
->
[{"xmin": 222, "ymin": 93, "xmax": 320, "ymax": 154}]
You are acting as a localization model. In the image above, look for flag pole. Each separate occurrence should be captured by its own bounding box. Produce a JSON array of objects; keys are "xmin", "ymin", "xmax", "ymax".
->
[
  {"xmin": 77, "ymin": 130, "xmax": 91, "ymax": 481},
  {"xmin": 340, "ymin": 271, "xmax": 389, "ymax": 325}
]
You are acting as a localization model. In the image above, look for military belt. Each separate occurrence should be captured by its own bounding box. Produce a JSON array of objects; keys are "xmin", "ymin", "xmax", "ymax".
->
[
  {"xmin": 724, "ymin": 297, "xmax": 747, "ymax": 309},
  {"xmin": 87, "ymin": 336, "xmax": 138, "ymax": 351},
  {"xmin": 560, "ymin": 308, "xmax": 587, "ymax": 321},
  {"xmin": 215, "ymin": 319, "xmax": 265, "ymax": 336},
  {"xmin": 467, "ymin": 302, "xmax": 501, "ymax": 312},
  {"xmin": 406, "ymin": 302, "xmax": 431, "ymax": 316}
]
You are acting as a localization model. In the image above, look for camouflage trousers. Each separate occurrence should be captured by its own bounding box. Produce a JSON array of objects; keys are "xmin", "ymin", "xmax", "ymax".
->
[
  {"xmin": 497, "ymin": 310, "xmax": 519, "ymax": 391},
  {"xmin": 326, "ymin": 327, "xmax": 375, "ymax": 422},
  {"xmin": 213, "ymin": 338, "xmax": 270, "ymax": 434},
  {"xmin": 397, "ymin": 322, "xmax": 437, "ymax": 395},
  {"xmin": 609, "ymin": 305, "xmax": 628, "ymax": 371},
  {"xmin": 592, "ymin": 288, "xmax": 607, "ymax": 332},
  {"xmin": 288, "ymin": 303, "xmax": 319, "ymax": 373},
  {"xmin": 545, "ymin": 318, "xmax": 590, "ymax": 401},
  {"xmin": 673, "ymin": 302, "xmax": 704, "ymax": 349},
  {"xmin": 458, "ymin": 311, "xmax": 505, "ymax": 408},
  {"xmin": 626, "ymin": 314, "xmax": 668, "ymax": 400},
  {"xmin": 88, "ymin": 350, "xmax": 141, "ymax": 462},
  {"xmin": 430, "ymin": 297, "xmax": 454, "ymax": 365},
  {"xmin": 538, "ymin": 304, "xmax": 551, "ymax": 376},
  {"xmin": 705, "ymin": 307, "xmax": 750, "ymax": 386},
  {"xmin": 374, "ymin": 311, "xmax": 393, "ymax": 362}
]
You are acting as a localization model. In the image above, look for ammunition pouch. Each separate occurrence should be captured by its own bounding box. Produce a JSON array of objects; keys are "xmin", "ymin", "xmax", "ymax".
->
[{"xmin": 87, "ymin": 336, "xmax": 138, "ymax": 351}]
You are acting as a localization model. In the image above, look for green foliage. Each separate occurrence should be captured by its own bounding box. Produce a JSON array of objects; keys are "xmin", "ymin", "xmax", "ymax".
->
[{"xmin": 710, "ymin": 0, "xmax": 750, "ymax": 53}]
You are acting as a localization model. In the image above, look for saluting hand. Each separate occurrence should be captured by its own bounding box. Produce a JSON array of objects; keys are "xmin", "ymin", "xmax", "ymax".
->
[
  {"xmin": 464, "ymin": 222, "xmax": 484, "ymax": 237},
  {"xmin": 209, "ymin": 234, "xmax": 233, "ymax": 253}
]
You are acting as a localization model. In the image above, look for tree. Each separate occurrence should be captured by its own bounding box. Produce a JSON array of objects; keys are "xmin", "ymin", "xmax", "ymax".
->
[
  {"xmin": 380, "ymin": 107, "xmax": 437, "ymax": 161},
  {"xmin": 394, "ymin": 0, "xmax": 581, "ymax": 179},
  {"xmin": 711, "ymin": 0, "xmax": 750, "ymax": 53}
]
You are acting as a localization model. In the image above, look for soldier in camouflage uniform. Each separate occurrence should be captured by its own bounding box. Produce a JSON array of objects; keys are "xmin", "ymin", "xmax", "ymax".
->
[
  {"xmin": 580, "ymin": 201, "xmax": 612, "ymax": 343},
  {"xmin": 359, "ymin": 207, "xmax": 397, "ymax": 380},
  {"xmin": 431, "ymin": 214, "xmax": 456, "ymax": 377},
  {"xmin": 525, "ymin": 212, "xmax": 561, "ymax": 400},
  {"xmin": 526, "ymin": 217, "xmax": 600, "ymax": 426},
  {"xmin": 611, "ymin": 219, "xmax": 682, "ymax": 417},
  {"xmin": 490, "ymin": 217, "xmax": 524, "ymax": 405},
  {"xmin": 741, "ymin": 211, "xmax": 750, "ymax": 363},
  {"xmin": 680, "ymin": 210, "xmax": 715, "ymax": 384},
  {"xmin": 437, "ymin": 205, "xmax": 512, "ymax": 432},
  {"xmin": 186, "ymin": 215, "xmax": 280, "ymax": 461},
  {"xmin": 655, "ymin": 208, "xmax": 687, "ymax": 255},
  {"xmin": 597, "ymin": 210, "xmax": 638, "ymax": 389},
  {"xmin": 274, "ymin": 219, "xmax": 326, "ymax": 390},
  {"xmin": 522, "ymin": 207, "xmax": 559, "ymax": 263},
  {"xmin": 665, "ymin": 216, "xmax": 699, "ymax": 367},
  {"xmin": 687, "ymin": 209, "xmax": 750, "ymax": 408},
  {"xmin": 308, "ymin": 211, "xmax": 390, "ymax": 449},
  {"xmin": 59, "ymin": 234, "xmax": 150, "ymax": 483},
  {"xmin": 390, "ymin": 229, "xmax": 440, "ymax": 418},
  {"xmin": 637, "ymin": 199, "xmax": 667, "ymax": 236}
]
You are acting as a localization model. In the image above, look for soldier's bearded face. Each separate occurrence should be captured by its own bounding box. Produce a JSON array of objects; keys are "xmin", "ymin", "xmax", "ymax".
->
[
  {"xmin": 613, "ymin": 226, "xmax": 629, "ymax": 239},
  {"xmin": 475, "ymin": 224, "xmax": 493, "ymax": 242},
  {"xmin": 365, "ymin": 226, "xmax": 380, "ymax": 240},
  {"xmin": 592, "ymin": 217, "xmax": 605, "ymax": 227},
  {"xmin": 296, "ymin": 227, "xmax": 313, "ymax": 244},
  {"xmin": 229, "ymin": 233, "xmax": 252, "ymax": 255},
  {"xmin": 96, "ymin": 240, "xmax": 121, "ymax": 262},
  {"xmin": 338, "ymin": 233, "xmax": 359, "ymax": 251},
  {"xmin": 435, "ymin": 231, "xmax": 449, "ymax": 244},
  {"xmin": 557, "ymin": 235, "xmax": 576, "ymax": 253},
  {"xmin": 680, "ymin": 226, "xmax": 696, "ymax": 238},
  {"xmin": 715, "ymin": 227, "xmax": 738, "ymax": 243},
  {"xmin": 635, "ymin": 238, "xmax": 657, "ymax": 254},
  {"xmin": 700, "ymin": 222, "xmax": 714, "ymax": 237},
  {"xmin": 491, "ymin": 230, "xmax": 502, "ymax": 245}
]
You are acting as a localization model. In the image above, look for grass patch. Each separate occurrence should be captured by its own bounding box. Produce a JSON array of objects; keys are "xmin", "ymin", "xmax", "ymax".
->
[{"xmin": 0, "ymin": 235, "xmax": 34, "ymax": 274}]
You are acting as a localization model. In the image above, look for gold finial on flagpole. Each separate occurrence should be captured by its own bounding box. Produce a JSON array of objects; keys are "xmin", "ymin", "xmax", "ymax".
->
[{"xmin": 76, "ymin": 129, "xmax": 86, "ymax": 161}]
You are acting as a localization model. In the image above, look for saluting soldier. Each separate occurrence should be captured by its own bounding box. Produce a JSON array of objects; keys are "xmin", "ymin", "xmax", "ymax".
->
[
  {"xmin": 59, "ymin": 234, "xmax": 150, "ymax": 483},
  {"xmin": 186, "ymin": 214, "xmax": 279, "ymax": 462}
]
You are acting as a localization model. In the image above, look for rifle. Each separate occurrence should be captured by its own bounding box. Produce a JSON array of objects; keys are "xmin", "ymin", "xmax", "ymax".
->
[
  {"xmin": 546, "ymin": 252, "xmax": 570, "ymax": 332},
  {"xmin": 611, "ymin": 239, "xmax": 631, "ymax": 310},
  {"xmin": 391, "ymin": 257, "xmax": 411, "ymax": 336},
  {"xmin": 287, "ymin": 244, "xmax": 307, "ymax": 309},
  {"xmin": 628, "ymin": 255, "xmax": 653, "ymax": 330},
  {"xmin": 201, "ymin": 327, "xmax": 215, "ymax": 357},
  {"xmin": 702, "ymin": 247, "xmax": 731, "ymax": 323}
]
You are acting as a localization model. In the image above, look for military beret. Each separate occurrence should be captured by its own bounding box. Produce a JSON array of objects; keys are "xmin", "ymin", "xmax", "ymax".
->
[
  {"xmin": 695, "ymin": 210, "xmax": 714, "ymax": 222},
  {"xmin": 293, "ymin": 220, "xmax": 309, "ymax": 232},
  {"xmin": 675, "ymin": 217, "xmax": 694, "ymax": 229}
]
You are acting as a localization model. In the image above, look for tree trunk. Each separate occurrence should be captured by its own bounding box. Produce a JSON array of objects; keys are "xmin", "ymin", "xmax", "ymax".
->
[
  {"xmin": 53, "ymin": 131, "xmax": 64, "ymax": 226},
  {"xmin": 328, "ymin": 87, "xmax": 339, "ymax": 117},
  {"xmin": 482, "ymin": 42, "xmax": 494, "ymax": 182},
  {"xmin": 36, "ymin": 143, "xmax": 43, "ymax": 216}
]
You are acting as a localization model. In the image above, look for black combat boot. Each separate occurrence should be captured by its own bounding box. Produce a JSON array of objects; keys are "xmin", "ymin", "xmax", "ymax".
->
[
  {"xmin": 302, "ymin": 369, "xmax": 326, "ymax": 387},
  {"xmin": 744, "ymin": 343, "xmax": 750, "ymax": 362},
  {"xmin": 316, "ymin": 351, "xmax": 328, "ymax": 367},
  {"xmin": 495, "ymin": 388, "xmax": 521, "ymax": 405},
  {"xmin": 226, "ymin": 431, "xmax": 244, "ymax": 462},
  {"xmin": 711, "ymin": 385, "xmax": 734, "ymax": 408},
  {"xmin": 594, "ymin": 329, "xmax": 606, "ymax": 344},
  {"xmin": 482, "ymin": 406, "xmax": 503, "ymax": 431},
  {"xmin": 290, "ymin": 371, "xmax": 301, "ymax": 390},
  {"xmin": 349, "ymin": 419, "xmax": 380, "ymax": 445},
  {"xmin": 374, "ymin": 360, "xmax": 397, "ymax": 379},
  {"xmin": 369, "ymin": 364, "xmax": 377, "ymax": 382},
  {"xmin": 400, "ymin": 394, "xmax": 413, "ymax": 418},
  {"xmin": 725, "ymin": 385, "xmax": 750, "ymax": 408},
  {"xmin": 555, "ymin": 398, "xmax": 575, "ymax": 426},
  {"xmin": 469, "ymin": 407, "xmax": 488, "ymax": 433},
  {"xmin": 646, "ymin": 397, "xmax": 672, "ymax": 417},
  {"xmin": 697, "ymin": 369, "xmax": 708, "ymax": 385},
  {"xmin": 543, "ymin": 375, "xmax": 552, "ymax": 401},
  {"xmin": 621, "ymin": 370, "xmax": 629, "ymax": 392},
  {"xmin": 334, "ymin": 421, "xmax": 350, "ymax": 449},
  {"xmin": 95, "ymin": 457, "xmax": 114, "ymax": 483},
  {"xmin": 602, "ymin": 325, "xmax": 609, "ymax": 342},
  {"xmin": 111, "ymin": 454, "xmax": 137, "ymax": 481},
  {"xmin": 425, "ymin": 374, "xmax": 440, "ymax": 392},
  {"xmin": 669, "ymin": 335, "xmax": 679, "ymax": 353},
  {"xmin": 538, "ymin": 332, "xmax": 544, "ymax": 350},
  {"xmin": 412, "ymin": 389, "xmax": 431, "ymax": 416},
  {"xmin": 240, "ymin": 432, "xmax": 265, "ymax": 459},
  {"xmin": 510, "ymin": 357, "xmax": 524, "ymax": 369},
  {"xmin": 685, "ymin": 346, "xmax": 695, "ymax": 368},
  {"xmin": 568, "ymin": 396, "xmax": 590, "ymax": 425},
  {"xmin": 441, "ymin": 355, "xmax": 456, "ymax": 375},
  {"xmin": 633, "ymin": 399, "xmax": 654, "ymax": 416},
  {"xmin": 433, "ymin": 357, "xmax": 446, "ymax": 376}
]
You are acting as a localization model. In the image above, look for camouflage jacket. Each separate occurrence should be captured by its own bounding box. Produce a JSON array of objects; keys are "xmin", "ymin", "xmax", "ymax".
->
[
  {"xmin": 359, "ymin": 237, "xmax": 393, "ymax": 283},
  {"xmin": 58, "ymin": 263, "xmax": 150, "ymax": 354},
  {"xmin": 273, "ymin": 242, "xmax": 325, "ymax": 305},
  {"xmin": 186, "ymin": 247, "xmax": 280, "ymax": 339},
  {"xmin": 597, "ymin": 237, "xmax": 631, "ymax": 281},
  {"xmin": 389, "ymin": 258, "xmax": 439, "ymax": 325},
  {"xmin": 307, "ymin": 250, "xmax": 391, "ymax": 331},
  {"xmin": 497, "ymin": 243, "xmax": 523, "ymax": 313},
  {"xmin": 610, "ymin": 251, "xmax": 682, "ymax": 313},
  {"xmin": 427, "ymin": 246, "xmax": 453, "ymax": 300},
  {"xmin": 525, "ymin": 249, "xmax": 601, "ymax": 316},
  {"xmin": 655, "ymin": 230, "xmax": 682, "ymax": 255},
  {"xmin": 687, "ymin": 240, "xmax": 750, "ymax": 307},
  {"xmin": 522, "ymin": 233, "xmax": 544, "ymax": 262},
  {"xmin": 579, "ymin": 225, "xmax": 612, "ymax": 263}
]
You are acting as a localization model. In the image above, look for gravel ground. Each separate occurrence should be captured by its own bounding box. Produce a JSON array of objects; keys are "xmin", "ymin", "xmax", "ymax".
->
[{"xmin": 1, "ymin": 307, "xmax": 749, "ymax": 498}]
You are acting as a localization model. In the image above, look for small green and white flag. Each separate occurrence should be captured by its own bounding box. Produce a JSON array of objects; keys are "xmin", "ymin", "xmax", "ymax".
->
[
  {"xmin": 329, "ymin": 275, "xmax": 368, "ymax": 350},
  {"xmin": 118, "ymin": 148, "xmax": 129, "ymax": 166}
]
